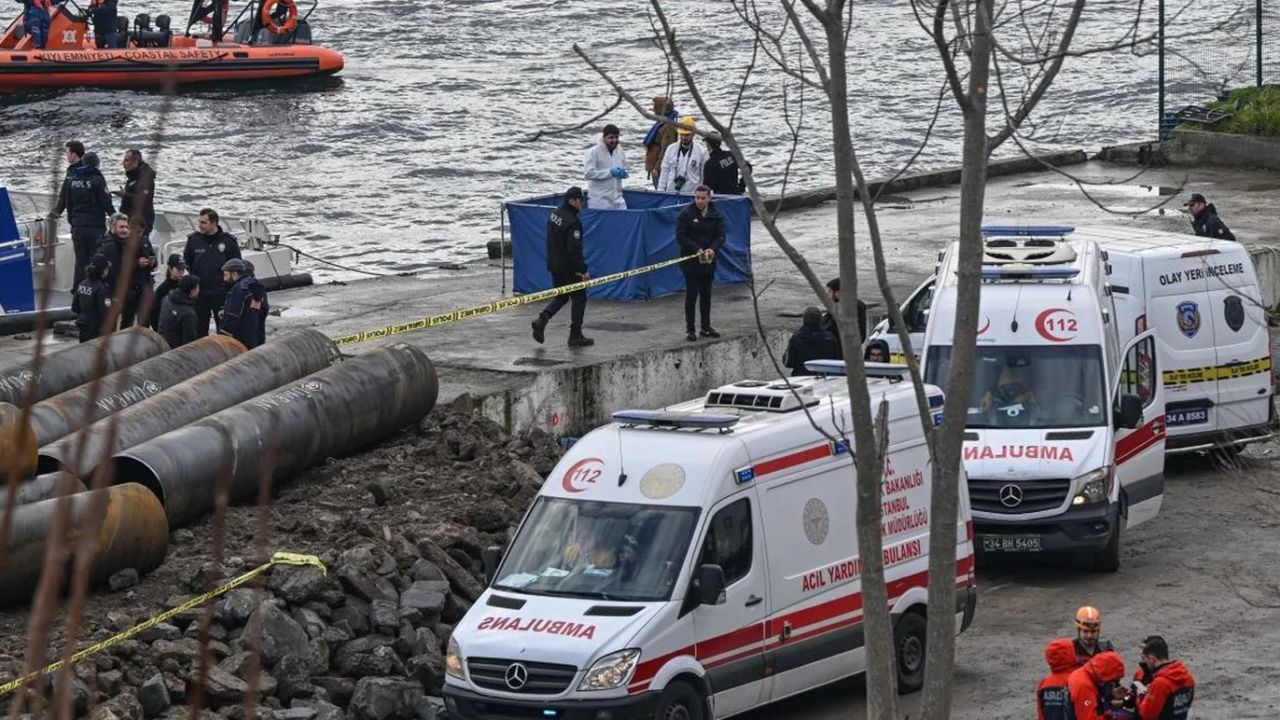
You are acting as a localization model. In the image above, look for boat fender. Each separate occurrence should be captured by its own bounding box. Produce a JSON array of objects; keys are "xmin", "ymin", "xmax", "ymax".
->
[{"xmin": 260, "ymin": 0, "xmax": 297, "ymax": 34}]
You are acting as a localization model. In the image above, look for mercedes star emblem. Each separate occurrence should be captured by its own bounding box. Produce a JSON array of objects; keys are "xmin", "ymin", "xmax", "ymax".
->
[
  {"xmin": 999, "ymin": 484, "xmax": 1024, "ymax": 508},
  {"xmin": 505, "ymin": 662, "xmax": 529, "ymax": 690}
]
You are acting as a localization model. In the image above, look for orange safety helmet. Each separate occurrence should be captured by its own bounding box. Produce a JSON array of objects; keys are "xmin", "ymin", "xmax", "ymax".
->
[{"xmin": 1075, "ymin": 605, "xmax": 1102, "ymax": 631}]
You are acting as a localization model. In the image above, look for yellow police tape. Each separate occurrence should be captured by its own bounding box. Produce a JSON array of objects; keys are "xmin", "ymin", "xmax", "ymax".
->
[
  {"xmin": 330, "ymin": 253, "xmax": 702, "ymax": 347},
  {"xmin": 0, "ymin": 551, "xmax": 325, "ymax": 698}
]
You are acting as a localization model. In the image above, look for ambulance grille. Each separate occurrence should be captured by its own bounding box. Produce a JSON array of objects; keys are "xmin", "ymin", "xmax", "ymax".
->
[
  {"xmin": 467, "ymin": 657, "xmax": 578, "ymax": 695},
  {"xmin": 704, "ymin": 382, "xmax": 817, "ymax": 413},
  {"xmin": 968, "ymin": 478, "xmax": 1071, "ymax": 514}
]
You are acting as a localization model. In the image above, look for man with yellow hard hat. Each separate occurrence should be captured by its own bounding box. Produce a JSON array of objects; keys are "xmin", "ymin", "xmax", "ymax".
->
[{"xmin": 657, "ymin": 116, "xmax": 707, "ymax": 195}]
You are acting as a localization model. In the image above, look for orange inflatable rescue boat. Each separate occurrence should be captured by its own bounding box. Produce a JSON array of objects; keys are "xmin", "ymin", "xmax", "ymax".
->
[{"xmin": 0, "ymin": 0, "xmax": 343, "ymax": 93}]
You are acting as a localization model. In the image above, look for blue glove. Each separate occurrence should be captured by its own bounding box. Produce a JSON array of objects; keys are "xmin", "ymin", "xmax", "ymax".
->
[{"xmin": 610, "ymin": 166, "xmax": 628, "ymax": 179}]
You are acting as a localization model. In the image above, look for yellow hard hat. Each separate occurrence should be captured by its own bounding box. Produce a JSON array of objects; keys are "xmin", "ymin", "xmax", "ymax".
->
[{"xmin": 676, "ymin": 116, "xmax": 696, "ymax": 136}]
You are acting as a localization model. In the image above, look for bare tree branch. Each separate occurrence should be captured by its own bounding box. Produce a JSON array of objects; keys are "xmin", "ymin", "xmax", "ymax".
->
[{"xmin": 524, "ymin": 95, "xmax": 624, "ymax": 143}]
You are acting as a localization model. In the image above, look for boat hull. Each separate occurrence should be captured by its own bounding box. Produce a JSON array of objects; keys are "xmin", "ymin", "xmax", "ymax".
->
[{"xmin": 0, "ymin": 44, "xmax": 343, "ymax": 92}]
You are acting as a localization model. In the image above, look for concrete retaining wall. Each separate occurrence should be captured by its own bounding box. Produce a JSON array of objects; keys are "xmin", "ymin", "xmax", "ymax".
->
[
  {"xmin": 1096, "ymin": 130, "xmax": 1280, "ymax": 172},
  {"xmin": 467, "ymin": 327, "xmax": 793, "ymax": 436}
]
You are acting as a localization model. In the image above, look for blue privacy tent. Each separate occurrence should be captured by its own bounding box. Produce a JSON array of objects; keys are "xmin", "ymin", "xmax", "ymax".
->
[
  {"xmin": 0, "ymin": 188, "xmax": 36, "ymax": 316},
  {"xmin": 505, "ymin": 190, "xmax": 752, "ymax": 301}
]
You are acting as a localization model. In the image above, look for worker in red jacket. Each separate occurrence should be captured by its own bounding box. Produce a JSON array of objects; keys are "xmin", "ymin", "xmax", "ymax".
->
[
  {"xmin": 1132, "ymin": 636, "xmax": 1195, "ymax": 720},
  {"xmin": 1036, "ymin": 638, "xmax": 1077, "ymax": 720},
  {"xmin": 1067, "ymin": 650, "xmax": 1126, "ymax": 720}
]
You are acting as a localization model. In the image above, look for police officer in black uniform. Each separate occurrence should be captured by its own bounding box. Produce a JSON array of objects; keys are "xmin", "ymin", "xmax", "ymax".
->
[
  {"xmin": 219, "ymin": 258, "xmax": 268, "ymax": 349},
  {"xmin": 72, "ymin": 255, "xmax": 112, "ymax": 343},
  {"xmin": 49, "ymin": 140, "xmax": 114, "ymax": 293},
  {"xmin": 95, "ymin": 213, "xmax": 158, "ymax": 328},
  {"xmin": 702, "ymin": 131, "xmax": 747, "ymax": 196},
  {"xmin": 1184, "ymin": 192, "xmax": 1236, "ymax": 241},
  {"xmin": 183, "ymin": 208, "xmax": 242, "ymax": 337},
  {"xmin": 159, "ymin": 275, "xmax": 201, "ymax": 349},
  {"xmin": 531, "ymin": 186, "xmax": 593, "ymax": 347}
]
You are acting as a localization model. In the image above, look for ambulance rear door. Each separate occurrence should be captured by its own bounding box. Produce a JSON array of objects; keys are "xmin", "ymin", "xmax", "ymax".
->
[{"xmin": 1144, "ymin": 255, "xmax": 1218, "ymax": 436}]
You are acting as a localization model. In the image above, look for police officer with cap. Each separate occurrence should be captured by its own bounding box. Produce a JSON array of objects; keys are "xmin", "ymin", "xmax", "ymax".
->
[
  {"xmin": 150, "ymin": 253, "xmax": 189, "ymax": 330},
  {"xmin": 531, "ymin": 186, "xmax": 593, "ymax": 347},
  {"xmin": 184, "ymin": 208, "xmax": 242, "ymax": 337},
  {"xmin": 73, "ymin": 254, "xmax": 113, "ymax": 342},
  {"xmin": 1183, "ymin": 192, "xmax": 1236, "ymax": 241},
  {"xmin": 219, "ymin": 258, "xmax": 269, "ymax": 349}
]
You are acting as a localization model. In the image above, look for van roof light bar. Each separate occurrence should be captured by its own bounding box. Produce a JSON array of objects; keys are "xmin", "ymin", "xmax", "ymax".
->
[
  {"xmin": 981, "ymin": 224, "xmax": 1076, "ymax": 237},
  {"xmin": 802, "ymin": 360, "xmax": 912, "ymax": 382},
  {"xmin": 981, "ymin": 267, "xmax": 1081, "ymax": 280},
  {"xmin": 613, "ymin": 410, "xmax": 740, "ymax": 432}
]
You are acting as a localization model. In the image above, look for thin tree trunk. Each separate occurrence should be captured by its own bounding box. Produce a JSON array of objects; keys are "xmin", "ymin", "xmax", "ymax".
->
[
  {"xmin": 919, "ymin": 1, "xmax": 994, "ymax": 718},
  {"xmin": 823, "ymin": 15, "xmax": 902, "ymax": 720}
]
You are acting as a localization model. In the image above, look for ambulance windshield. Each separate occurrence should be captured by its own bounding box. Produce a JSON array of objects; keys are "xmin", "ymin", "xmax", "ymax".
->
[
  {"xmin": 493, "ymin": 497, "xmax": 700, "ymax": 602},
  {"xmin": 925, "ymin": 345, "xmax": 1107, "ymax": 429}
]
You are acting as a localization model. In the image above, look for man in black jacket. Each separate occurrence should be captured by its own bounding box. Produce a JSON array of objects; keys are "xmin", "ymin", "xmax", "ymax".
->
[
  {"xmin": 72, "ymin": 254, "xmax": 112, "ymax": 343},
  {"xmin": 531, "ymin": 186, "xmax": 593, "ymax": 347},
  {"xmin": 95, "ymin": 213, "xmax": 157, "ymax": 328},
  {"xmin": 1184, "ymin": 192, "xmax": 1236, "ymax": 241},
  {"xmin": 49, "ymin": 140, "xmax": 114, "ymax": 293},
  {"xmin": 184, "ymin": 208, "xmax": 242, "ymax": 337},
  {"xmin": 784, "ymin": 307, "xmax": 841, "ymax": 376},
  {"xmin": 116, "ymin": 149, "xmax": 157, "ymax": 239},
  {"xmin": 219, "ymin": 259, "xmax": 268, "ymax": 349},
  {"xmin": 820, "ymin": 277, "xmax": 867, "ymax": 358},
  {"xmin": 150, "ymin": 253, "xmax": 188, "ymax": 329},
  {"xmin": 702, "ymin": 132, "xmax": 747, "ymax": 196},
  {"xmin": 159, "ymin": 275, "xmax": 201, "ymax": 349},
  {"xmin": 677, "ymin": 185, "xmax": 726, "ymax": 341}
]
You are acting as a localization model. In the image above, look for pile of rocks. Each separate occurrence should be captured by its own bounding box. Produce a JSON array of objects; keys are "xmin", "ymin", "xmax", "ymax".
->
[{"xmin": 0, "ymin": 406, "xmax": 566, "ymax": 720}]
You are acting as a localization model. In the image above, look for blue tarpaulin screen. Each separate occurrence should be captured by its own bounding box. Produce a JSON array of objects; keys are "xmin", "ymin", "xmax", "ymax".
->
[
  {"xmin": 505, "ymin": 190, "xmax": 752, "ymax": 301},
  {"xmin": 0, "ymin": 188, "xmax": 35, "ymax": 315}
]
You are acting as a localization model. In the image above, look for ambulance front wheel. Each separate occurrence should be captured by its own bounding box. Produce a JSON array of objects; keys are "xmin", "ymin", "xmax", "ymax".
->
[
  {"xmin": 894, "ymin": 611, "xmax": 927, "ymax": 693},
  {"xmin": 653, "ymin": 680, "xmax": 704, "ymax": 720},
  {"xmin": 1093, "ymin": 520, "xmax": 1121, "ymax": 573}
]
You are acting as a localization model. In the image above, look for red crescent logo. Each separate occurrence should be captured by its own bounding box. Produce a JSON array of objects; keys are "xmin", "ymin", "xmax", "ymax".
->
[
  {"xmin": 977, "ymin": 317, "xmax": 991, "ymax": 336},
  {"xmin": 562, "ymin": 457, "xmax": 605, "ymax": 493},
  {"xmin": 1035, "ymin": 308, "xmax": 1078, "ymax": 343}
]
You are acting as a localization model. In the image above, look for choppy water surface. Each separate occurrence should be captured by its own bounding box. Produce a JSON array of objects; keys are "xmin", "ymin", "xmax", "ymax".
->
[{"xmin": 0, "ymin": 1, "xmax": 1244, "ymax": 279}]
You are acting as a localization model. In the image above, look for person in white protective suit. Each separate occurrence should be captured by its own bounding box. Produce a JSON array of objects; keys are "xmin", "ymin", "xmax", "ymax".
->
[
  {"xmin": 657, "ymin": 117, "xmax": 707, "ymax": 195},
  {"xmin": 583, "ymin": 124, "xmax": 629, "ymax": 210}
]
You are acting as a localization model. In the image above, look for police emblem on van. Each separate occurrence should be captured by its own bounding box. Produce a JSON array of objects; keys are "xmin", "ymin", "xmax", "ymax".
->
[
  {"xmin": 1224, "ymin": 296, "xmax": 1245, "ymax": 332},
  {"xmin": 1176, "ymin": 301, "xmax": 1200, "ymax": 338}
]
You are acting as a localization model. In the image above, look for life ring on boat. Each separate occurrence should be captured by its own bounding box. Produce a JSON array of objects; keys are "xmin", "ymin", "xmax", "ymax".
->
[{"xmin": 260, "ymin": 0, "xmax": 297, "ymax": 34}]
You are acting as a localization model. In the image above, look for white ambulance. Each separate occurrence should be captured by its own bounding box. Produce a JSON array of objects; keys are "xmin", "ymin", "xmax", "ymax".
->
[
  {"xmin": 443, "ymin": 371, "xmax": 977, "ymax": 720},
  {"xmin": 894, "ymin": 226, "xmax": 1168, "ymax": 571},
  {"xmin": 870, "ymin": 225, "xmax": 1276, "ymax": 456}
]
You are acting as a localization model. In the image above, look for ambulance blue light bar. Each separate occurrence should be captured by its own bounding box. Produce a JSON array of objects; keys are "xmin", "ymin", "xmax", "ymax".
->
[
  {"xmin": 980, "ymin": 224, "xmax": 1075, "ymax": 236},
  {"xmin": 981, "ymin": 267, "xmax": 1080, "ymax": 280},
  {"xmin": 612, "ymin": 410, "xmax": 740, "ymax": 430}
]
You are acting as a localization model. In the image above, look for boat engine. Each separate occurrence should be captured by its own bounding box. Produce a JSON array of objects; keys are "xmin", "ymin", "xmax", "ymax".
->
[{"xmin": 132, "ymin": 13, "xmax": 173, "ymax": 47}]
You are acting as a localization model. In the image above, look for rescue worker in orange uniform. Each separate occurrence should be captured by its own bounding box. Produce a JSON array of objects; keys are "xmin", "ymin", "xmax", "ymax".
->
[
  {"xmin": 1036, "ymin": 638, "xmax": 1077, "ymax": 720},
  {"xmin": 1067, "ymin": 650, "xmax": 1126, "ymax": 720},
  {"xmin": 1074, "ymin": 606, "xmax": 1115, "ymax": 667},
  {"xmin": 21, "ymin": 0, "xmax": 53, "ymax": 49},
  {"xmin": 1132, "ymin": 636, "xmax": 1195, "ymax": 720}
]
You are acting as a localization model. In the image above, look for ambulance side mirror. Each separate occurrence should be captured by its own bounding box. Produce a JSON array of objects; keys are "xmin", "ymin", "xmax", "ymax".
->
[
  {"xmin": 1116, "ymin": 394, "xmax": 1143, "ymax": 429},
  {"xmin": 482, "ymin": 546, "xmax": 503, "ymax": 585},
  {"xmin": 697, "ymin": 564, "xmax": 727, "ymax": 606}
]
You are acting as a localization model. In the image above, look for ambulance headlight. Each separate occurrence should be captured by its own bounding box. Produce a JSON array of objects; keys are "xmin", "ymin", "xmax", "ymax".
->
[
  {"xmin": 578, "ymin": 649, "xmax": 641, "ymax": 691},
  {"xmin": 1071, "ymin": 467, "xmax": 1111, "ymax": 506},
  {"xmin": 446, "ymin": 636, "xmax": 464, "ymax": 680}
]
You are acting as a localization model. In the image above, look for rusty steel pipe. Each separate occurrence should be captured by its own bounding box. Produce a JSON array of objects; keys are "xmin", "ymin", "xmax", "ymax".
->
[
  {"xmin": 0, "ymin": 403, "xmax": 38, "ymax": 478},
  {"xmin": 0, "ymin": 483, "xmax": 168, "ymax": 605},
  {"xmin": 0, "ymin": 327, "xmax": 169, "ymax": 407},
  {"xmin": 115, "ymin": 343, "xmax": 438, "ymax": 529},
  {"xmin": 37, "ymin": 329, "xmax": 342, "ymax": 477},
  {"xmin": 0, "ymin": 472, "xmax": 86, "ymax": 512},
  {"xmin": 11, "ymin": 335, "xmax": 245, "ymax": 449}
]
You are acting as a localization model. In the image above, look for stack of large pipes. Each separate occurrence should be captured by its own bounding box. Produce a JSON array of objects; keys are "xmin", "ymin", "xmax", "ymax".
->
[{"xmin": 0, "ymin": 328, "xmax": 438, "ymax": 605}]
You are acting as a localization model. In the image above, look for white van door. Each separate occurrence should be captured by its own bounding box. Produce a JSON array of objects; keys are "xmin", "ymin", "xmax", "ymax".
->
[
  {"xmin": 1145, "ymin": 257, "xmax": 1219, "ymax": 435},
  {"xmin": 1205, "ymin": 254, "xmax": 1271, "ymax": 433},
  {"xmin": 688, "ymin": 491, "xmax": 768, "ymax": 717},
  {"xmin": 1113, "ymin": 330, "xmax": 1166, "ymax": 528},
  {"xmin": 869, "ymin": 277, "xmax": 935, "ymax": 363}
]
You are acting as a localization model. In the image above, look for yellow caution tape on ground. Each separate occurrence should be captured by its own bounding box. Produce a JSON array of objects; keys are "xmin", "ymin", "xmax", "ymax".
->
[
  {"xmin": 330, "ymin": 253, "xmax": 701, "ymax": 347},
  {"xmin": 0, "ymin": 552, "xmax": 325, "ymax": 698}
]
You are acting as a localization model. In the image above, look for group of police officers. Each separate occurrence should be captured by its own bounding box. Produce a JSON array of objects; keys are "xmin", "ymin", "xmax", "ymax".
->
[
  {"xmin": 53, "ymin": 140, "xmax": 269, "ymax": 351},
  {"xmin": 1036, "ymin": 606, "xmax": 1196, "ymax": 720}
]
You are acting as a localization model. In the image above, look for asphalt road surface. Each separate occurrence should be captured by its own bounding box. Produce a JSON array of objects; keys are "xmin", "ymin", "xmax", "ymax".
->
[{"xmin": 740, "ymin": 446, "xmax": 1280, "ymax": 719}]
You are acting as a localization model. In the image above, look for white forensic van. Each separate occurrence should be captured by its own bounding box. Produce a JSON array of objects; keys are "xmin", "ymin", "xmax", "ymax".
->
[
  {"xmin": 870, "ymin": 225, "xmax": 1276, "ymax": 455},
  {"xmin": 908, "ymin": 226, "xmax": 1168, "ymax": 571},
  {"xmin": 444, "ymin": 371, "xmax": 977, "ymax": 720}
]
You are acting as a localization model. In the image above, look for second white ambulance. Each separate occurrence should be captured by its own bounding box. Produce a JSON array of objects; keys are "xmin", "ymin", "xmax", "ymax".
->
[{"xmin": 444, "ymin": 371, "xmax": 976, "ymax": 720}]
